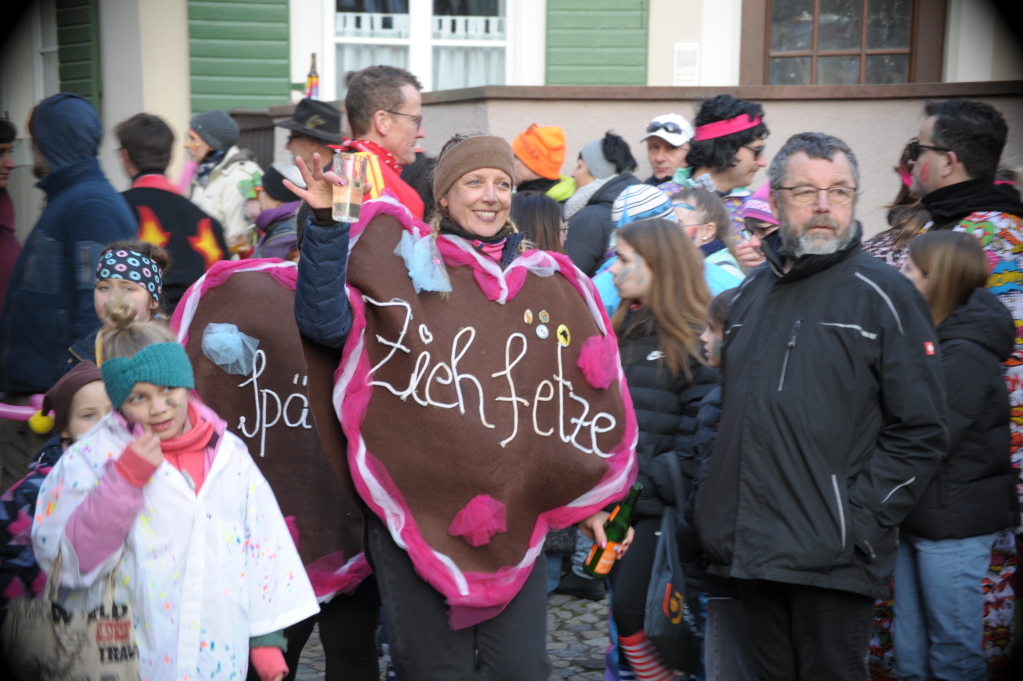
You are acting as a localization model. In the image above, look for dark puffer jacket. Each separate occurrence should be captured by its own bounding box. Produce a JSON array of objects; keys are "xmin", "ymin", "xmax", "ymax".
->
[
  {"xmin": 617, "ymin": 308, "xmax": 718, "ymax": 519},
  {"xmin": 902, "ymin": 287, "xmax": 1020, "ymax": 539},
  {"xmin": 676, "ymin": 386, "xmax": 742, "ymax": 598},
  {"xmin": 563, "ymin": 173, "xmax": 641, "ymax": 277},
  {"xmin": 694, "ymin": 226, "xmax": 946, "ymax": 599}
]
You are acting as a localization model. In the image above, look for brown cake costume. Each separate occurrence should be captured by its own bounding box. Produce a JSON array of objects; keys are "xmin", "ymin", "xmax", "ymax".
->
[
  {"xmin": 170, "ymin": 259, "xmax": 371, "ymax": 598},
  {"xmin": 334, "ymin": 195, "xmax": 638, "ymax": 626}
]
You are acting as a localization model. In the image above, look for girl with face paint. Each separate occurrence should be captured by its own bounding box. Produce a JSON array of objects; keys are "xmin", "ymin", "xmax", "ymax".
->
[
  {"xmin": 32, "ymin": 298, "xmax": 317, "ymax": 681},
  {"xmin": 602, "ymin": 218, "xmax": 720, "ymax": 679}
]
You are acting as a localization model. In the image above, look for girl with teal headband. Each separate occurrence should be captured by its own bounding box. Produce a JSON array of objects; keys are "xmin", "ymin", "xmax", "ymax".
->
[{"xmin": 32, "ymin": 298, "xmax": 318, "ymax": 681}]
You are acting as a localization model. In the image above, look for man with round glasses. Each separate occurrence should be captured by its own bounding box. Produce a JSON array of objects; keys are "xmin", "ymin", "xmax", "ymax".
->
[{"xmin": 640, "ymin": 113, "xmax": 693, "ymax": 186}]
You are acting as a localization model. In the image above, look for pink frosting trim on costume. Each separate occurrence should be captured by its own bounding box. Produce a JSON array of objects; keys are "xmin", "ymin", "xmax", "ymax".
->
[
  {"xmin": 578, "ymin": 334, "xmax": 619, "ymax": 390},
  {"xmin": 305, "ymin": 550, "xmax": 373, "ymax": 598},
  {"xmin": 448, "ymin": 495, "xmax": 507, "ymax": 547},
  {"xmin": 170, "ymin": 258, "xmax": 298, "ymax": 345},
  {"xmin": 336, "ymin": 198, "xmax": 639, "ymax": 628},
  {"xmin": 693, "ymin": 114, "xmax": 762, "ymax": 142}
]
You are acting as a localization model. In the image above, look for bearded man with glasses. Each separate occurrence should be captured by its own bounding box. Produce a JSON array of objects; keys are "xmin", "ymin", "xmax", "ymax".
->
[{"xmin": 693, "ymin": 132, "xmax": 946, "ymax": 681}]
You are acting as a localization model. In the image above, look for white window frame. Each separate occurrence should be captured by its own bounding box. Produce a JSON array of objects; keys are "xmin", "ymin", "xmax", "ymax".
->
[
  {"xmin": 31, "ymin": 0, "xmax": 60, "ymax": 102},
  {"xmin": 319, "ymin": 0, "xmax": 523, "ymax": 101}
]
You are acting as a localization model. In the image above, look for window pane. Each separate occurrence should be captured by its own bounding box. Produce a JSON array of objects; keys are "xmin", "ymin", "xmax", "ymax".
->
[
  {"xmin": 336, "ymin": 43, "xmax": 409, "ymax": 97},
  {"xmin": 433, "ymin": 1, "xmax": 503, "ymax": 16},
  {"xmin": 433, "ymin": 45, "xmax": 505, "ymax": 90},
  {"xmin": 771, "ymin": 0, "xmax": 813, "ymax": 52},
  {"xmin": 336, "ymin": 10, "xmax": 410, "ymax": 38},
  {"xmin": 817, "ymin": 55, "xmax": 860, "ymax": 84},
  {"xmin": 337, "ymin": 1, "xmax": 408, "ymax": 12},
  {"xmin": 818, "ymin": 0, "xmax": 862, "ymax": 51},
  {"xmin": 770, "ymin": 57, "xmax": 811, "ymax": 85},
  {"xmin": 865, "ymin": 54, "xmax": 908, "ymax": 83},
  {"xmin": 867, "ymin": 0, "xmax": 911, "ymax": 49}
]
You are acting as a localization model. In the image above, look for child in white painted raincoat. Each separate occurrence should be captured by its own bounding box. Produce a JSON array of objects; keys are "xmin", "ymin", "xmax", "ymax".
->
[{"xmin": 32, "ymin": 299, "xmax": 318, "ymax": 681}]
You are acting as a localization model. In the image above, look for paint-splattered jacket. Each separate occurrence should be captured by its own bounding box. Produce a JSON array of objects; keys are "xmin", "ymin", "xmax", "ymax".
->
[{"xmin": 31, "ymin": 404, "xmax": 318, "ymax": 681}]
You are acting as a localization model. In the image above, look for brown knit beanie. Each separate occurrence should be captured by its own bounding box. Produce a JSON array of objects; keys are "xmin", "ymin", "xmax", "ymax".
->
[
  {"xmin": 43, "ymin": 361, "xmax": 104, "ymax": 431},
  {"xmin": 432, "ymin": 135, "xmax": 517, "ymax": 205}
]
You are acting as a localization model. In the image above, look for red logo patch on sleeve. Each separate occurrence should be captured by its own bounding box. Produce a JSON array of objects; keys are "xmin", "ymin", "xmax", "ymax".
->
[{"xmin": 924, "ymin": 342, "xmax": 936, "ymax": 356}]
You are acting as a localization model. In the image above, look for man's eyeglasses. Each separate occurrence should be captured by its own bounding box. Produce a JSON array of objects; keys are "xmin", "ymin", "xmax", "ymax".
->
[
  {"xmin": 743, "ymin": 144, "xmax": 767, "ymax": 160},
  {"xmin": 646, "ymin": 121, "xmax": 686, "ymax": 135},
  {"xmin": 907, "ymin": 141, "xmax": 951, "ymax": 162},
  {"xmin": 778, "ymin": 185, "xmax": 858, "ymax": 206},
  {"xmin": 385, "ymin": 110, "xmax": 424, "ymax": 131}
]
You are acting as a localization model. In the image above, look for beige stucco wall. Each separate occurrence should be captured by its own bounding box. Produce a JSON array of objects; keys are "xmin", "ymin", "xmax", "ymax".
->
[
  {"xmin": 421, "ymin": 94, "xmax": 1023, "ymax": 238},
  {"xmin": 647, "ymin": 0, "xmax": 702, "ymax": 87},
  {"xmin": 98, "ymin": 0, "xmax": 191, "ymax": 191},
  {"xmin": 0, "ymin": 7, "xmax": 47, "ymax": 242}
]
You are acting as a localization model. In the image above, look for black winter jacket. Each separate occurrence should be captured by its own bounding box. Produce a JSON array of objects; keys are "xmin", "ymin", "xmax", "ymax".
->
[
  {"xmin": 617, "ymin": 308, "xmax": 718, "ymax": 519},
  {"xmin": 694, "ymin": 226, "xmax": 947, "ymax": 599},
  {"xmin": 563, "ymin": 173, "xmax": 641, "ymax": 277},
  {"xmin": 902, "ymin": 287, "xmax": 1020, "ymax": 539}
]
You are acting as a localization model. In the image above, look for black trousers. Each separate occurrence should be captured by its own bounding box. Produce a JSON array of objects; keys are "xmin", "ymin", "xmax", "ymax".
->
[
  {"xmin": 735, "ymin": 580, "xmax": 873, "ymax": 681},
  {"xmin": 366, "ymin": 514, "xmax": 551, "ymax": 681}
]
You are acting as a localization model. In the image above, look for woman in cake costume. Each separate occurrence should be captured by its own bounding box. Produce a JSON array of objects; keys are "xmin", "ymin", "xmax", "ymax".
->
[{"xmin": 289, "ymin": 134, "xmax": 638, "ymax": 680}]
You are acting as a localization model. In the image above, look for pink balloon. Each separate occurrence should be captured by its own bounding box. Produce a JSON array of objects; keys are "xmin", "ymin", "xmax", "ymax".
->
[{"xmin": 0, "ymin": 395, "xmax": 46, "ymax": 421}]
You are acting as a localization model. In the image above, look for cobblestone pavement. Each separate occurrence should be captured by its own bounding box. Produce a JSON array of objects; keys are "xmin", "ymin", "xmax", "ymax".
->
[{"xmin": 293, "ymin": 593, "xmax": 611, "ymax": 681}]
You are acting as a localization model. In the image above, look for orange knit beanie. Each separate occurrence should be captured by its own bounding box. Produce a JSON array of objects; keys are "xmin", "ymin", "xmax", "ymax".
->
[{"xmin": 511, "ymin": 124, "xmax": 565, "ymax": 180}]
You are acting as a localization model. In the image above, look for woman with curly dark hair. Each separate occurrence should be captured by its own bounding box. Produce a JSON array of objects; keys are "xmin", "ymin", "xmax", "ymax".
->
[
  {"xmin": 563, "ymin": 131, "xmax": 642, "ymax": 276},
  {"xmin": 663, "ymin": 95, "xmax": 770, "ymax": 237}
]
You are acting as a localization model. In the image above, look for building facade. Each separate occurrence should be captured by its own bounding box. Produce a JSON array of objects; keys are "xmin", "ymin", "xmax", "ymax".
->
[{"xmin": 1, "ymin": 0, "xmax": 1020, "ymax": 239}]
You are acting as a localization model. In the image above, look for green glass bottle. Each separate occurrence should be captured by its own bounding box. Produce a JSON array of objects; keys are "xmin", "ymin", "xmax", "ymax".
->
[{"xmin": 583, "ymin": 482, "xmax": 642, "ymax": 576}]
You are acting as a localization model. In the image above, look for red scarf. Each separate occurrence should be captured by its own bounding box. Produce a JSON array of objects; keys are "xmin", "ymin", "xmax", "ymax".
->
[
  {"xmin": 161, "ymin": 402, "xmax": 215, "ymax": 494},
  {"xmin": 342, "ymin": 139, "xmax": 402, "ymax": 175}
]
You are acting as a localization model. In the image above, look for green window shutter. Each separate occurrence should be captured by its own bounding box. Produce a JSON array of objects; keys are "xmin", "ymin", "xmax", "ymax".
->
[
  {"xmin": 188, "ymin": 0, "xmax": 290, "ymax": 115},
  {"xmin": 546, "ymin": 0, "xmax": 649, "ymax": 86},
  {"xmin": 57, "ymin": 0, "xmax": 101, "ymax": 110}
]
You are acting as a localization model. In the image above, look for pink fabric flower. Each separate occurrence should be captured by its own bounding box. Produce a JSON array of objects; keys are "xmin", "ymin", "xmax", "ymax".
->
[
  {"xmin": 577, "ymin": 334, "xmax": 618, "ymax": 390},
  {"xmin": 448, "ymin": 495, "xmax": 507, "ymax": 547}
]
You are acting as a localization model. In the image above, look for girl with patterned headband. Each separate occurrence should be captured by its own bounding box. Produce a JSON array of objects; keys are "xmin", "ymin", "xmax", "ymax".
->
[
  {"xmin": 31, "ymin": 299, "xmax": 318, "ymax": 681},
  {"xmin": 65, "ymin": 239, "xmax": 168, "ymax": 372}
]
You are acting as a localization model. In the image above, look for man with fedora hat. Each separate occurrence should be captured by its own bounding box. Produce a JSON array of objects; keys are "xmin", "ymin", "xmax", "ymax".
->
[{"xmin": 277, "ymin": 98, "xmax": 345, "ymax": 172}]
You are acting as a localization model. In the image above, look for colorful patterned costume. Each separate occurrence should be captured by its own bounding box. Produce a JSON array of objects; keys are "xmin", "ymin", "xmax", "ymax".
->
[{"xmin": 868, "ymin": 209, "xmax": 1023, "ymax": 680}]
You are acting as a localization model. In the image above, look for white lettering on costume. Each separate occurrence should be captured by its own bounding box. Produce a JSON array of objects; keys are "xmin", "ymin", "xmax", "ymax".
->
[
  {"xmin": 361, "ymin": 296, "xmax": 617, "ymax": 453},
  {"xmin": 237, "ymin": 349, "xmax": 313, "ymax": 458},
  {"xmin": 491, "ymin": 333, "xmax": 529, "ymax": 447}
]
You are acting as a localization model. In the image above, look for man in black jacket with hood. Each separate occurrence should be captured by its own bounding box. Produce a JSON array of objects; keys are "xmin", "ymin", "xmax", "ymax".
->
[{"xmin": 694, "ymin": 132, "xmax": 947, "ymax": 680}]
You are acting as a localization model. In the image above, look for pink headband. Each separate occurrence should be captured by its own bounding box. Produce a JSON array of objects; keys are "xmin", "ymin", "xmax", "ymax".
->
[{"xmin": 693, "ymin": 114, "xmax": 763, "ymax": 142}]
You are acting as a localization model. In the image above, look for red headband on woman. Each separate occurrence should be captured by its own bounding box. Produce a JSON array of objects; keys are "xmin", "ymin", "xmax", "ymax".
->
[{"xmin": 693, "ymin": 114, "xmax": 763, "ymax": 142}]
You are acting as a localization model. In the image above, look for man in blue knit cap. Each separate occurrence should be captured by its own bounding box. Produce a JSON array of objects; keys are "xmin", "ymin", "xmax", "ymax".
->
[{"xmin": 0, "ymin": 93, "xmax": 136, "ymax": 492}]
